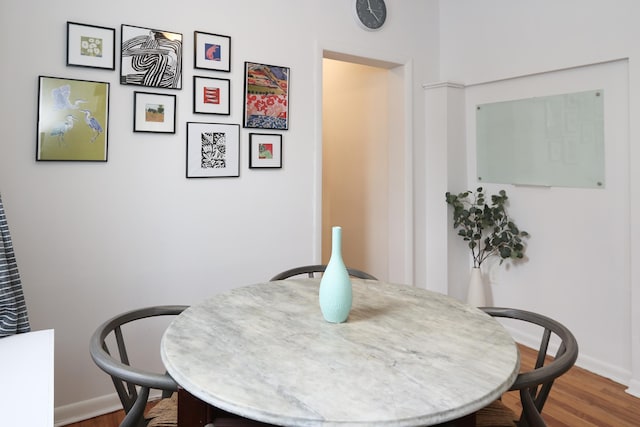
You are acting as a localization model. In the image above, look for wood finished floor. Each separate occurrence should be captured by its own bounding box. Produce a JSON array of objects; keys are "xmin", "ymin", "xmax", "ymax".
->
[{"xmin": 65, "ymin": 345, "xmax": 640, "ymax": 427}]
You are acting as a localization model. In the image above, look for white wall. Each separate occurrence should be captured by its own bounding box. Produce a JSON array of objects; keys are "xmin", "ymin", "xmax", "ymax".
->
[
  {"xmin": 0, "ymin": 0, "xmax": 439, "ymax": 424},
  {"xmin": 438, "ymin": 0, "xmax": 640, "ymax": 394}
]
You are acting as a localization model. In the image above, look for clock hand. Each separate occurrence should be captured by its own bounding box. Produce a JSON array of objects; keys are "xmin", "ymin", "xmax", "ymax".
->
[{"xmin": 365, "ymin": 1, "xmax": 382, "ymax": 22}]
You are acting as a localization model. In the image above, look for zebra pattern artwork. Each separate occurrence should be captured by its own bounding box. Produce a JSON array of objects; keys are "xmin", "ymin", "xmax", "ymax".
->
[{"xmin": 121, "ymin": 24, "xmax": 182, "ymax": 89}]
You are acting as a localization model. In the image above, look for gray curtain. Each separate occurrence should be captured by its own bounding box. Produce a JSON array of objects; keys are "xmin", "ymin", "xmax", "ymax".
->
[{"xmin": 0, "ymin": 193, "xmax": 30, "ymax": 337}]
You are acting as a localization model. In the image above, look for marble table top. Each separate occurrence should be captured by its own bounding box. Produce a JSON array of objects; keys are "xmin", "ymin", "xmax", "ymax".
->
[{"xmin": 161, "ymin": 279, "xmax": 519, "ymax": 426}]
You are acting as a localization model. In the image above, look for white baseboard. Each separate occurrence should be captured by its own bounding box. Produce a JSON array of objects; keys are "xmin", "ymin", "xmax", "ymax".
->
[
  {"xmin": 54, "ymin": 390, "xmax": 162, "ymax": 426},
  {"xmin": 626, "ymin": 379, "xmax": 640, "ymax": 397},
  {"xmin": 574, "ymin": 351, "xmax": 631, "ymax": 386},
  {"xmin": 505, "ymin": 325, "xmax": 632, "ymax": 387},
  {"xmin": 54, "ymin": 393, "xmax": 121, "ymax": 426}
]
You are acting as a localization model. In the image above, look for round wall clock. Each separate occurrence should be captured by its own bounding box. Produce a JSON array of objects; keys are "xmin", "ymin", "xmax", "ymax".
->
[{"xmin": 354, "ymin": 0, "xmax": 387, "ymax": 31}]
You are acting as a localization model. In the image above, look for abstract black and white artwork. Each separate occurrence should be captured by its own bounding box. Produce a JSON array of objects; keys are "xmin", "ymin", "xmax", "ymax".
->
[
  {"xmin": 121, "ymin": 24, "xmax": 183, "ymax": 90},
  {"xmin": 186, "ymin": 122, "xmax": 240, "ymax": 178}
]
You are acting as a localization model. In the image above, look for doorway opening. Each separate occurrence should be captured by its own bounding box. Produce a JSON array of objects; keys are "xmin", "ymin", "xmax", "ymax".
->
[{"xmin": 321, "ymin": 51, "xmax": 410, "ymax": 283}]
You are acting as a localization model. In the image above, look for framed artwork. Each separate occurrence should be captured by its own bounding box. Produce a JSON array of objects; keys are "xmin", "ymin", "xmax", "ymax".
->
[
  {"xmin": 194, "ymin": 31, "xmax": 231, "ymax": 72},
  {"xmin": 133, "ymin": 92, "xmax": 176, "ymax": 133},
  {"xmin": 36, "ymin": 76, "xmax": 109, "ymax": 162},
  {"xmin": 243, "ymin": 61, "xmax": 290, "ymax": 130},
  {"xmin": 186, "ymin": 122, "xmax": 240, "ymax": 178},
  {"xmin": 249, "ymin": 133, "xmax": 282, "ymax": 169},
  {"xmin": 66, "ymin": 22, "xmax": 115, "ymax": 70},
  {"xmin": 121, "ymin": 24, "xmax": 183, "ymax": 89},
  {"xmin": 193, "ymin": 76, "xmax": 230, "ymax": 115}
]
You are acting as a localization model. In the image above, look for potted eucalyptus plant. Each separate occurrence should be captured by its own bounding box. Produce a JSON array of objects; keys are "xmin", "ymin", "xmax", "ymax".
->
[{"xmin": 445, "ymin": 187, "xmax": 529, "ymax": 305}]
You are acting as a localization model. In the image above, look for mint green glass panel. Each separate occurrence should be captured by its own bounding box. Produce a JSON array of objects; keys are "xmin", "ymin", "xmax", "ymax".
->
[{"xmin": 476, "ymin": 90, "xmax": 604, "ymax": 188}]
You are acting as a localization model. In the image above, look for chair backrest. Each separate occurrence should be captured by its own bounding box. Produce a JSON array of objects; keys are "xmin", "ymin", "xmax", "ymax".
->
[
  {"xmin": 90, "ymin": 305, "xmax": 187, "ymax": 427},
  {"xmin": 270, "ymin": 264, "xmax": 378, "ymax": 281},
  {"xmin": 481, "ymin": 307, "xmax": 578, "ymax": 425}
]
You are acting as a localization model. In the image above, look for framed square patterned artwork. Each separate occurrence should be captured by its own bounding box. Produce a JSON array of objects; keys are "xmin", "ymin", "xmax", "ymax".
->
[
  {"xmin": 194, "ymin": 31, "xmax": 231, "ymax": 72},
  {"xmin": 249, "ymin": 133, "xmax": 282, "ymax": 169},
  {"xmin": 193, "ymin": 76, "xmax": 230, "ymax": 115}
]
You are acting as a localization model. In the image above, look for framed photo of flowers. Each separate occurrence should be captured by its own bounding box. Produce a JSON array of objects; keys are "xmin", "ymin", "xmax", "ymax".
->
[
  {"xmin": 36, "ymin": 76, "xmax": 109, "ymax": 162},
  {"xmin": 67, "ymin": 22, "xmax": 115, "ymax": 70},
  {"xmin": 243, "ymin": 61, "xmax": 290, "ymax": 130},
  {"xmin": 194, "ymin": 31, "xmax": 231, "ymax": 72},
  {"xmin": 193, "ymin": 76, "xmax": 230, "ymax": 115},
  {"xmin": 249, "ymin": 133, "xmax": 282, "ymax": 169},
  {"xmin": 121, "ymin": 24, "xmax": 183, "ymax": 89},
  {"xmin": 186, "ymin": 122, "xmax": 240, "ymax": 178},
  {"xmin": 133, "ymin": 91, "xmax": 176, "ymax": 133}
]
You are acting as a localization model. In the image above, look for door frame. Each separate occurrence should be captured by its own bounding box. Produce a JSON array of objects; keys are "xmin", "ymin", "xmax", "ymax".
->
[{"xmin": 314, "ymin": 47, "xmax": 414, "ymax": 284}]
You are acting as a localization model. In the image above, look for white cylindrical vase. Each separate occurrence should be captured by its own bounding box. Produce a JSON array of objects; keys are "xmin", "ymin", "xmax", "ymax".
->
[{"xmin": 467, "ymin": 267, "xmax": 487, "ymax": 307}]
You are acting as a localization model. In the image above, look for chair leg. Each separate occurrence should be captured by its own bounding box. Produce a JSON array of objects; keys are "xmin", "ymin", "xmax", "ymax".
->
[{"xmin": 121, "ymin": 387, "xmax": 150, "ymax": 427}]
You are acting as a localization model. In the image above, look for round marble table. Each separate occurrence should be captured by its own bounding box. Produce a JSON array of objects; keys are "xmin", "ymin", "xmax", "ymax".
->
[{"xmin": 161, "ymin": 279, "xmax": 519, "ymax": 427}]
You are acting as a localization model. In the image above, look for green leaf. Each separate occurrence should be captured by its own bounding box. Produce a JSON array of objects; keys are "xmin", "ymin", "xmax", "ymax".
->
[
  {"xmin": 445, "ymin": 187, "xmax": 529, "ymax": 267},
  {"xmin": 499, "ymin": 247, "xmax": 512, "ymax": 258}
]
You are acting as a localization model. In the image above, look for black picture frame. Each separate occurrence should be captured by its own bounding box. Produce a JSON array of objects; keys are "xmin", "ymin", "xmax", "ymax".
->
[
  {"xmin": 194, "ymin": 31, "xmax": 231, "ymax": 72},
  {"xmin": 249, "ymin": 133, "xmax": 282, "ymax": 169},
  {"xmin": 243, "ymin": 61, "xmax": 290, "ymax": 130},
  {"xmin": 133, "ymin": 91, "xmax": 177, "ymax": 133},
  {"xmin": 120, "ymin": 24, "xmax": 183, "ymax": 89},
  {"xmin": 186, "ymin": 122, "xmax": 240, "ymax": 178},
  {"xmin": 193, "ymin": 76, "xmax": 230, "ymax": 115},
  {"xmin": 66, "ymin": 22, "xmax": 116, "ymax": 70}
]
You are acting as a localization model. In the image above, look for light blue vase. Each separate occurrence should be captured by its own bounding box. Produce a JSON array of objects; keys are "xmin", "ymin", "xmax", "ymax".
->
[{"xmin": 319, "ymin": 226, "xmax": 352, "ymax": 323}]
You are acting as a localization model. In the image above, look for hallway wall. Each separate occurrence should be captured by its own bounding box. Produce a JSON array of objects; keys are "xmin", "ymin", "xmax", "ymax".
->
[{"xmin": 322, "ymin": 59, "xmax": 390, "ymax": 279}]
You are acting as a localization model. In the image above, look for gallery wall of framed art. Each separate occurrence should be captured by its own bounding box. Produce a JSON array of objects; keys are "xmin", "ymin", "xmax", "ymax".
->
[{"xmin": 38, "ymin": 20, "xmax": 289, "ymax": 172}]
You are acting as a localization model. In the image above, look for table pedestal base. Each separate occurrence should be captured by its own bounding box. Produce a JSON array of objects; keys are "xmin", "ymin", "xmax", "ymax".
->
[
  {"xmin": 178, "ymin": 388, "xmax": 274, "ymax": 426},
  {"xmin": 178, "ymin": 388, "xmax": 476, "ymax": 427},
  {"xmin": 433, "ymin": 413, "xmax": 475, "ymax": 427}
]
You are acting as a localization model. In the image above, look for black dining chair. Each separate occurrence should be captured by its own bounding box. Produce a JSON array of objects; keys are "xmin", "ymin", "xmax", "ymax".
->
[
  {"xmin": 270, "ymin": 264, "xmax": 377, "ymax": 281},
  {"xmin": 475, "ymin": 307, "xmax": 579, "ymax": 427},
  {"xmin": 90, "ymin": 306, "xmax": 276, "ymax": 427},
  {"xmin": 90, "ymin": 306, "xmax": 187, "ymax": 427}
]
